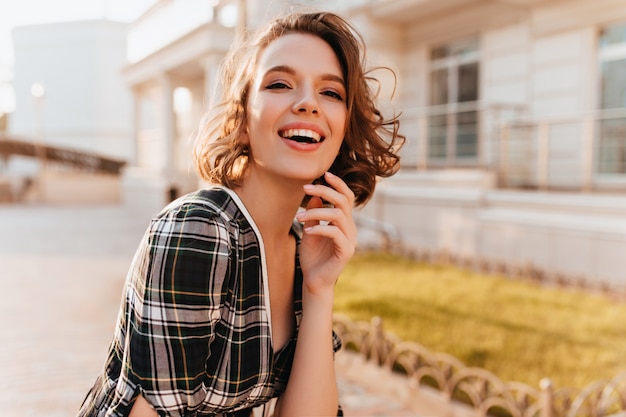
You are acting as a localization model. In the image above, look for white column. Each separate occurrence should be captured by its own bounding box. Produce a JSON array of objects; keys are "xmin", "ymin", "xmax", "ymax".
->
[
  {"xmin": 417, "ymin": 115, "xmax": 428, "ymax": 170},
  {"xmin": 236, "ymin": 0, "xmax": 247, "ymax": 42},
  {"xmin": 537, "ymin": 122, "xmax": 550, "ymax": 190},
  {"xmin": 581, "ymin": 115, "xmax": 595, "ymax": 191},
  {"xmin": 160, "ymin": 72, "xmax": 175, "ymax": 178},
  {"xmin": 131, "ymin": 87, "xmax": 141, "ymax": 167}
]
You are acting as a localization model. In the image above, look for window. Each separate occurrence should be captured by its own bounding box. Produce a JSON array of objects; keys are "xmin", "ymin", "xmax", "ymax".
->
[
  {"xmin": 598, "ymin": 22, "xmax": 626, "ymax": 175},
  {"xmin": 428, "ymin": 38, "xmax": 480, "ymax": 163}
]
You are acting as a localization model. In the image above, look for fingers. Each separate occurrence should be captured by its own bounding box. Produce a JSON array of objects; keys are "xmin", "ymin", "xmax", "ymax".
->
[
  {"xmin": 298, "ymin": 172, "xmax": 357, "ymax": 244},
  {"xmin": 304, "ymin": 172, "xmax": 355, "ymax": 212},
  {"xmin": 303, "ymin": 196, "xmax": 323, "ymax": 230}
]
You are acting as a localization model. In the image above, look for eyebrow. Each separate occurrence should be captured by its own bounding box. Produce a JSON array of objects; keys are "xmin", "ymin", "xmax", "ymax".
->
[{"xmin": 264, "ymin": 65, "xmax": 345, "ymax": 86}]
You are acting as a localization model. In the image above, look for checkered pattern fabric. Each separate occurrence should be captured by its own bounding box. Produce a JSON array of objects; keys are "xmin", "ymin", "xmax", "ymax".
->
[{"xmin": 78, "ymin": 187, "xmax": 341, "ymax": 417}]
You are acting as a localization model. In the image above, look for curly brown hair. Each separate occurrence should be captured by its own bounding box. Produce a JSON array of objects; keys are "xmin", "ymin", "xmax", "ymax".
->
[{"xmin": 193, "ymin": 11, "xmax": 404, "ymax": 207}]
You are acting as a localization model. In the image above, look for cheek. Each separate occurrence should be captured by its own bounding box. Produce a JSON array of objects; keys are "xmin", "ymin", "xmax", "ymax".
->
[{"xmin": 248, "ymin": 95, "xmax": 280, "ymax": 127}]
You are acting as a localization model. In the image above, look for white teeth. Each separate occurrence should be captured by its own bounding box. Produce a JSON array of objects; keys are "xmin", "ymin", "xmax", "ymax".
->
[{"xmin": 281, "ymin": 129, "xmax": 322, "ymax": 143}]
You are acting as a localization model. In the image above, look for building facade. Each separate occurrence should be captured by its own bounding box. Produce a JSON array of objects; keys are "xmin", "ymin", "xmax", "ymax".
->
[
  {"xmin": 350, "ymin": 0, "xmax": 626, "ymax": 287},
  {"xmin": 10, "ymin": 20, "xmax": 133, "ymax": 160},
  {"xmin": 4, "ymin": 19, "xmax": 133, "ymax": 203}
]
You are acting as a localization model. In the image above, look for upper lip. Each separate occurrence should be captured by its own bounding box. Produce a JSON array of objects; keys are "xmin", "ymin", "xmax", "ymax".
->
[{"xmin": 278, "ymin": 122, "xmax": 326, "ymax": 142}]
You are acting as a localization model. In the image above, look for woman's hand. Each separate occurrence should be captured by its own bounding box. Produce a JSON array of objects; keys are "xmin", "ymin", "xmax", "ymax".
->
[
  {"xmin": 296, "ymin": 171, "xmax": 357, "ymax": 296},
  {"xmin": 278, "ymin": 171, "xmax": 353, "ymax": 416}
]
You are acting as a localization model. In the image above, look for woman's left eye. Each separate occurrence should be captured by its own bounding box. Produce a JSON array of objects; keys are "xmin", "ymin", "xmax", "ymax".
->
[{"xmin": 322, "ymin": 90, "xmax": 344, "ymax": 101}]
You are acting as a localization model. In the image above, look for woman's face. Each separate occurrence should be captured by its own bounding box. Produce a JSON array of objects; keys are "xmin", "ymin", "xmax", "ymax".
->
[{"xmin": 243, "ymin": 32, "xmax": 348, "ymax": 185}]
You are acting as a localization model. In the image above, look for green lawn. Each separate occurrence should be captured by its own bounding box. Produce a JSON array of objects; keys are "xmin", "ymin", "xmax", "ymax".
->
[{"xmin": 334, "ymin": 252, "xmax": 626, "ymax": 390}]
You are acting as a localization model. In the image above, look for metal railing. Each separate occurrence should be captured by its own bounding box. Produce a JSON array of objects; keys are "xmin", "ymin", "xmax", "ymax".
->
[
  {"xmin": 398, "ymin": 104, "xmax": 626, "ymax": 191},
  {"xmin": 333, "ymin": 314, "xmax": 626, "ymax": 417},
  {"xmin": 499, "ymin": 108, "xmax": 626, "ymax": 191},
  {"xmin": 0, "ymin": 135, "xmax": 126, "ymax": 175},
  {"xmin": 398, "ymin": 101, "xmax": 526, "ymax": 171}
]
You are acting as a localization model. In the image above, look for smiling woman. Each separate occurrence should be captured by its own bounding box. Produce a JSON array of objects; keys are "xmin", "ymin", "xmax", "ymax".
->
[{"xmin": 78, "ymin": 11, "xmax": 404, "ymax": 417}]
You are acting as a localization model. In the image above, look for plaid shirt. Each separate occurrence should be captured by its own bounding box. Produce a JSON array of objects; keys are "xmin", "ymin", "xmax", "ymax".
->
[{"xmin": 78, "ymin": 187, "xmax": 341, "ymax": 417}]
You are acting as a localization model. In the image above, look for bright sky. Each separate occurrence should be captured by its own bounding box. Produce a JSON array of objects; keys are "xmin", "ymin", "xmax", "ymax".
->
[{"xmin": 0, "ymin": 0, "xmax": 156, "ymax": 113}]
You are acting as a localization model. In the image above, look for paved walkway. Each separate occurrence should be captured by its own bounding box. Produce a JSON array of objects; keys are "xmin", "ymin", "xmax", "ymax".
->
[{"xmin": 0, "ymin": 203, "xmax": 424, "ymax": 416}]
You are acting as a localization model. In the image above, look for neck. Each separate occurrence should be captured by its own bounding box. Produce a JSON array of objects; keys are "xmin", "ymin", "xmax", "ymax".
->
[{"xmin": 234, "ymin": 173, "xmax": 306, "ymax": 244}]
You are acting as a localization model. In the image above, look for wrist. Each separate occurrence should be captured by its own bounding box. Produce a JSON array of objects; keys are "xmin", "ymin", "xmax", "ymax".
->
[{"xmin": 302, "ymin": 285, "xmax": 335, "ymax": 312}]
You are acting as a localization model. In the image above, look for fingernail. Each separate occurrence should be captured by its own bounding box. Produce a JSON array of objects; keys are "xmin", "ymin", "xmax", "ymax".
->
[
  {"xmin": 304, "ymin": 226, "xmax": 314, "ymax": 233},
  {"xmin": 295, "ymin": 211, "xmax": 305, "ymax": 220},
  {"xmin": 325, "ymin": 171, "xmax": 336, "ymax": 178},
  {"xmin": 303, "ymin": 184, "xmax": 315, "ymax": 191}
]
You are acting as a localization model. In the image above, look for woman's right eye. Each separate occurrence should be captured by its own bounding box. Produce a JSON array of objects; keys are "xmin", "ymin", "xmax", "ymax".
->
[{"xmin": 266, "ymin": 82, "xmax": 290, "ymax": 90}]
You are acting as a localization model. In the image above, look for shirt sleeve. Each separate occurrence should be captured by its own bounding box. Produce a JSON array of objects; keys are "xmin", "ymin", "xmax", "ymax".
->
[
  {"xmin": 332, "ymin": 330, "xmax": 344, "ymax": 416},
  {"xmin": 332, "ymin": 330, "xmax": 342, "ymax": 354},
  {"xmin": 122, "ymin": 202, "xmax": 232, "ymax": 414}
]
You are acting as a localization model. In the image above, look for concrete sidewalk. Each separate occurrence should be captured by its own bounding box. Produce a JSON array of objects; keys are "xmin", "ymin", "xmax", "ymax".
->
[{"xmin": 0, "ymin": 203, "xmax": 424, "ymax": 416}]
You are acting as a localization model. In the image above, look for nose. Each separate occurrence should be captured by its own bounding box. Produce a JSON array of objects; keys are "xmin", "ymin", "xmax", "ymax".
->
[{"xmin": 292, "ymin": 86, "xmax": 319, "ymax": 115}]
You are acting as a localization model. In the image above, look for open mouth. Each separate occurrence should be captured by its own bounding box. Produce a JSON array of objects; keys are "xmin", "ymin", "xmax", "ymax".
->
[{"xmin": 279, "ymin": 128, "xmax": 325, "ymax": 144}]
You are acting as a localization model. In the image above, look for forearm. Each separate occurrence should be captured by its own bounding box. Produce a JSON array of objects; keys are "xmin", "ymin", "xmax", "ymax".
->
[{"xmin": 275, "ymin": 288, "xmax": 338, "ymax": 417}]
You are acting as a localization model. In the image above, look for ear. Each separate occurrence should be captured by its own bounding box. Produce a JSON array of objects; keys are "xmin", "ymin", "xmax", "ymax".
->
[{"xmin": 238, "ymin": 123, "xmax": 250, "ymax": 146}]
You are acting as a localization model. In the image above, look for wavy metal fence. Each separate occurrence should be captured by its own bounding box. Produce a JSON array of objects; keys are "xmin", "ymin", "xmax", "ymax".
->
[{"xmin": 333, "ymin": 314, "xmax": 626, "ymax": 417}]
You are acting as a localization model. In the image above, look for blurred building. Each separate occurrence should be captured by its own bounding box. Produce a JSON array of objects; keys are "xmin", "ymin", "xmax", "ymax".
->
[
  {"xmin": 10, "ymin": 19, "xmax": 132, "ymax": 159},
  {"xmin": 5, "ymin": 19, "xmax": 132, "ymax": 203}
]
